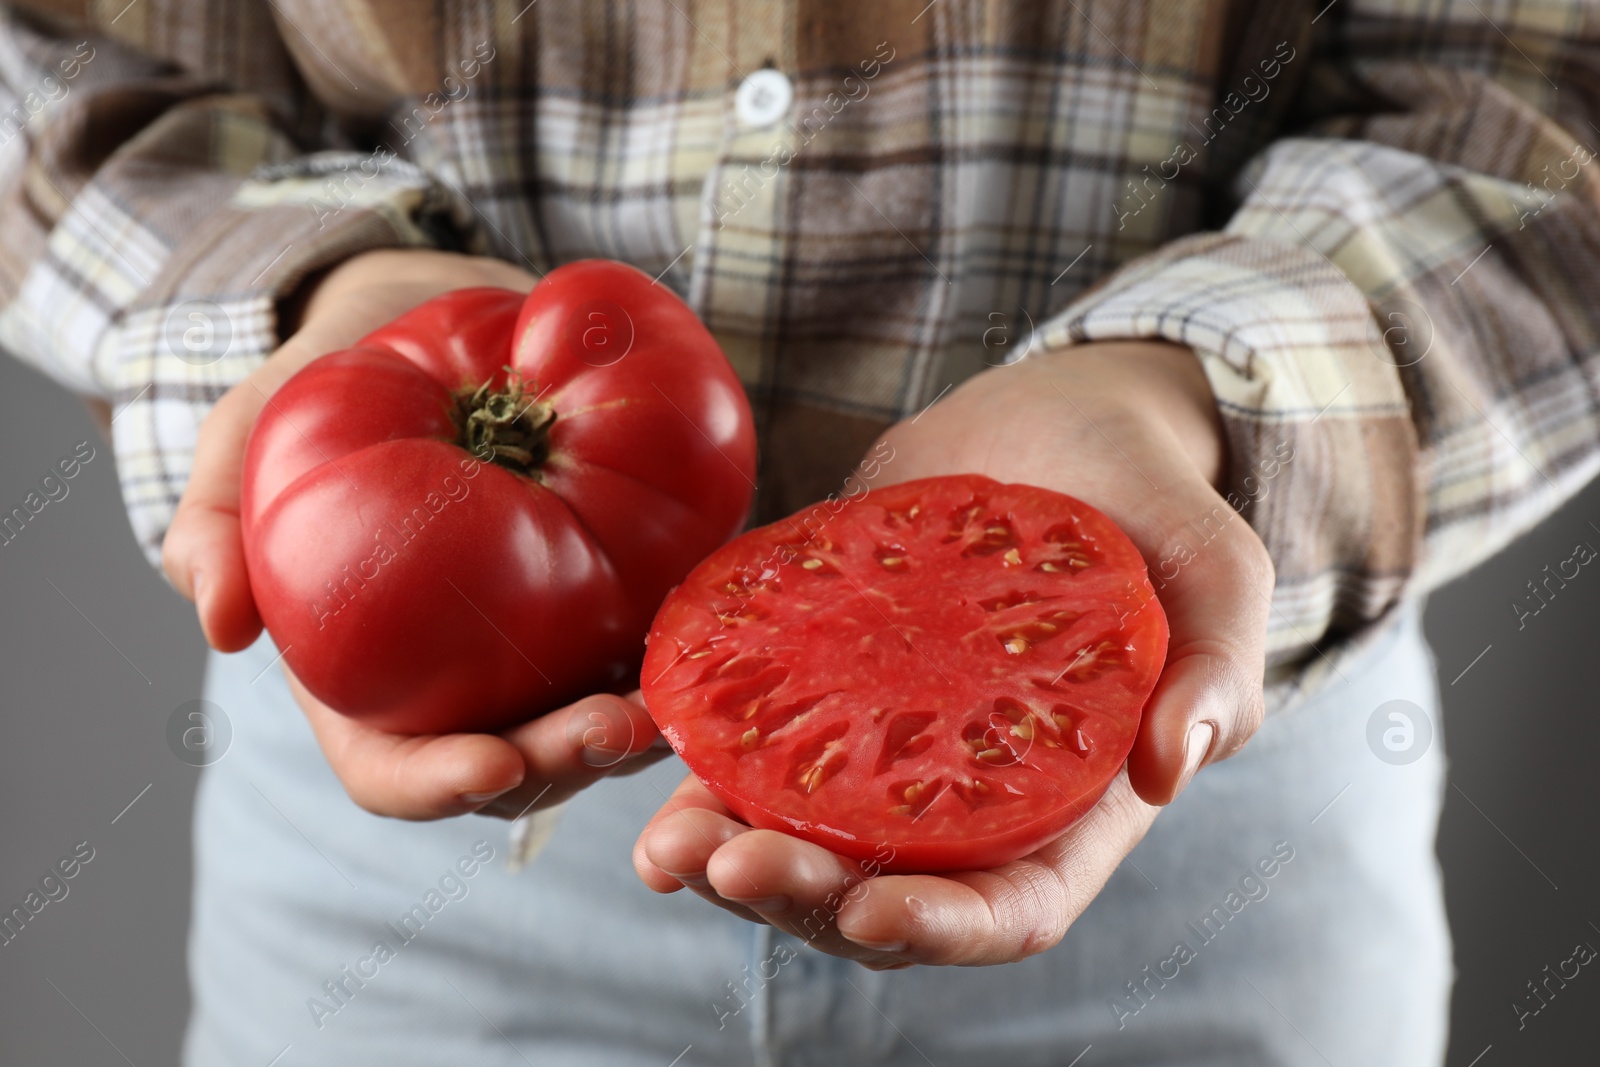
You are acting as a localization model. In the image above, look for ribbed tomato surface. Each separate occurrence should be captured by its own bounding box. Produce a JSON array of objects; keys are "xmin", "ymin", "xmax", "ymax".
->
[{"xmin": 242, "ymin": 260, "xmax": 756, "ymax": 734}]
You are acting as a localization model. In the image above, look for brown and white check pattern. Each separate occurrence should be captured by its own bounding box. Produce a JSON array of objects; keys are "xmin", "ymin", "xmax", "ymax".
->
[{"xmin": 1, "ymin": 0, "xmax": 1597, "ymax": 709}]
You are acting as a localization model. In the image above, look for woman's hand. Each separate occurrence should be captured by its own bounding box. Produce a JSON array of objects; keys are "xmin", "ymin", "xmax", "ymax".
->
[
  {"xmin": 162, "ymin": 249, "xmax": 667, "ymax": 819},
  {"xmin": 634, "ymin": 341, "xmax": 1275, "ymax": 966}
]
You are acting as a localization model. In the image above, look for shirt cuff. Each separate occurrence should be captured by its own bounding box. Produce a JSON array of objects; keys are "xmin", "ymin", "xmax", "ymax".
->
[
  {"xmin": 1031, "ymin": 231, "xmax": 1422, "ymax": 706},
  {"xmin": 23, "ymin": 151, "xmax": 472, "ymax": 566}
]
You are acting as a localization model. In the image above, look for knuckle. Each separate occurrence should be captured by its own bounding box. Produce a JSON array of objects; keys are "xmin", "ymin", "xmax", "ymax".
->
[
  {"xmin": 159, "ymin": 526, "xmax": 186, "ymax": 581},
  {"xmin": 1225, "ymin": 523, "xmax": 1275, "ymax": 589},
  {"xmin": 1226, "ymin": 685, "xmax": 1267, "ymax": 756},
  {"xmin": 1218, "ymin": 645, "xmax": 1266, "ymax": 732},
  {"xmin": 202, "ymin": 382, "xmax": 250, "ymax": 433},
  {"xmin": 1186, "ymin": 651, "xmax": 1265, "ymax": 757},
  {"xmin": 993, "ymin": 862, "xmax": 1073, "ymax": 958},
  {"xmin": 340, "ymin": 779, "xmax": 392, "ymax": 818}
]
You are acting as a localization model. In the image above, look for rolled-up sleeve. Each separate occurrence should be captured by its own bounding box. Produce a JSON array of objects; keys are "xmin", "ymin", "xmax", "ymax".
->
[
  {"xmin": 0, "ymin": 4, "xmax": 474, "ymax": 564},
  {"xmin": 1036, "ymin": 0, "xmax": 1600, "ymax": 702}
]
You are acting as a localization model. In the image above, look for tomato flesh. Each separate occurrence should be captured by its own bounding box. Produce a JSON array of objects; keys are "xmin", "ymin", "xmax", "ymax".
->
[{"xmin": 642, "ymin": 475, "xmax": 1168, "ymax": 873}]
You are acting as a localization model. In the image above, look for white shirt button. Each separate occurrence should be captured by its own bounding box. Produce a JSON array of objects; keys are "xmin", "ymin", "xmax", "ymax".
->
[{"xmin": 734, "ymin": 69, "xmax": 793, "ymax": 129}]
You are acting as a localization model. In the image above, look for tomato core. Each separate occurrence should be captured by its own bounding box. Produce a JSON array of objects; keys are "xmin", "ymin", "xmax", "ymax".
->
[{"xmin": 454, "ymin": 369, "xmax": 556, "ymax": 476}]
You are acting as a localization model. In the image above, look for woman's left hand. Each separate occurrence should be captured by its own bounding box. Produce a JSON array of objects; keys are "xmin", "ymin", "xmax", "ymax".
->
[{"xmin": 632, "ymin": 341, "xmax": 1275, "ymax": 968}]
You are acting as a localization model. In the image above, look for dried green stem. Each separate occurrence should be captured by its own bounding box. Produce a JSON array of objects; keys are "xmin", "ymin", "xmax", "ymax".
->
[{"xmin": 456, "ymin": 367, "xmax": 555, "ymax": 475}]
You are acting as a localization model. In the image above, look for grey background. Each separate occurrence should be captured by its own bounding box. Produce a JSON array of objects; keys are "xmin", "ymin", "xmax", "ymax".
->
[{"xmin": 1, "ymin": 349, "xmax": 1596, "ymax": 1064}]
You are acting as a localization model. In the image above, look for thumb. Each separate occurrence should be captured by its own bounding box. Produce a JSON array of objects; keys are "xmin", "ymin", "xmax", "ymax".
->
[
  {"xmin": 1125, "ymin": 499, "xmax": 1274, "ymax": 806},
  {"xmin": 163, "ymin": 379, "xmax": 271, "ymax": 652}
]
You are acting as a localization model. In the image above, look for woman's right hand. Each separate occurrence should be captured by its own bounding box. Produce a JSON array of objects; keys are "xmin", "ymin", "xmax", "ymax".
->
[{"xmin": 161, "ymin": 249, "xmax": 669, "ymax": 820}]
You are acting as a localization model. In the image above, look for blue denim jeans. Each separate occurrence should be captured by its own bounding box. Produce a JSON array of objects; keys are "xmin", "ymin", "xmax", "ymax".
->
[{"xmin": 183, "ymin": 607, "xmax": 1450, "ymax": 1066}]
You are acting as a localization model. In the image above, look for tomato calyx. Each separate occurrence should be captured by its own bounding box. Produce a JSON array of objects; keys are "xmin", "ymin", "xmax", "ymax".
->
[{"xmin": 455, "ymin": 367, "xmax": 555, "ymax": 476}]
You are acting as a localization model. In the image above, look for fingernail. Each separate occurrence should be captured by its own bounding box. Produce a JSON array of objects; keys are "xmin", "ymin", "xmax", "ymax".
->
[
  {"xmin": 727, "ymin": 894, "xmax": 791, "ymax": 913},
  {"xmin": 845, "ymin": 935, "xmax": 908, "ymax": 953},
  {"xmin": 663, "ymin": 870, "xmax": 710, "ymax": 889},
  {"xmin": 1179, "ymin": 722, "xmax": 1214, "ymax": 793},
  {"xmin": 460, "ymin": 788, "xmax": 513, "ymax": 805},
  {"xmin": 193, "ymin": 571, "xmax": 217, "ymax": 644},
  {"xmin": 191, "ymin": 571, "xmax": 214, "ymax": 644},
  {"xmin": 579, "ymin": 745, "xmax": 630, "ymax": 767}
]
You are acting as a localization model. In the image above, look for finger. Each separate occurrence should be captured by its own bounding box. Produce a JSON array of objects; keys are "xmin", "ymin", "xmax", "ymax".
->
[
  {"xmin": 478, "ymin": 693, "xmax": 663, "ymax": 819},
  {"xmin": 636, "ymin": 777, "xmax": 902, "ymax": 953},
  {"xmin": 678, "ymin": 882, "xmax": 768, "ymax": 926},
  {"xmin": 634, "ymin": 779, "xmax": 911, "ymax": 963},
  {"xmin": 165, "ymin": 259, "xmax": 538, "ymax": 651},
  {"xmin": 163, "ymin": 345, "xmax": 317, "ymax": 651},
  {"xmin": 879, "ymin": 360, "xmax": 1272, "ymax": 805},
  {"xmin": 705, "ymin": 827, "xmax": 866, "ymax": 912},
  {"xmin": 634, "ymin": 781, "xmax": 919, "ymax": 966},
  {"xmin": 835, "ymin": 773, "xmax": 1159, "ymax": 966},
  {"xmin": 1123, "ymin": 488, "xmax": 1274, "ymax": 805},
  {"xmin": 992, "ymin": 402, "xmax": 1271, "ymax": 808},
  {"xmin": 163, "ymin": 382, "xmax": 269, "ymax": 651},
  {"xmin": 635, "ymin": 794, "xmax": 772, "ymax": 923},
  {"xmin": 635, "ymin": 775, "xmax": 753, "ymax": 893},
  {"xmin": 703, "ymin": 829, "xmax": 910, "ymax": 965},
  {"xmin": 163, "ymin": 500, "xmax": 262, "ymax": 652},
  {"xmin": 290, "ymin": 669, "xmax": 527, "ymax": 820}
]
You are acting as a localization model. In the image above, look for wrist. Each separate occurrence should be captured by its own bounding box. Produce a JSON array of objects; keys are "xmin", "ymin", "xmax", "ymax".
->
[
  {"xmin": 1026, "ymin": 340, "xmax": 1226, "ymax": 489},
  {"xmin": 295, "ymin": 249, "xmax": 539, "ymax": 337}
]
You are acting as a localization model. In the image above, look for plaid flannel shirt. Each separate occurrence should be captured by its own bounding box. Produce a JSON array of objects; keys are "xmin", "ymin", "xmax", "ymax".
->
[{"xmin": 1, "ymin": 0, "xmax": 1597, "ymax": 710}]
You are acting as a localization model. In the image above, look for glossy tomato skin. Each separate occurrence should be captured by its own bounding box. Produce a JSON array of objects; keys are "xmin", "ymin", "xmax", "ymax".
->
[
  {"xmin": 242, "ymin": 261, "xmax": 756, "ymax": 735},
  {"xmin": 642, "ymin": 475, "xmax": 1168, "ymax": 874}
]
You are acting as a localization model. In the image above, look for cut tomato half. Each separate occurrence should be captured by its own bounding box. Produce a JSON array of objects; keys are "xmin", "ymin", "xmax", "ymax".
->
[{"xmin": 642, "ymin": 474, "xmax": 1168, "ymax": 873}]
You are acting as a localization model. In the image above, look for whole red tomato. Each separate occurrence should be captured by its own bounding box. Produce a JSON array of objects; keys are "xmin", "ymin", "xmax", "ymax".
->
[
  {"xmin": 242, "ymin": 259, "xmax": 756, "ymax": 734},
  {"xmin": 642, "ymin": 474, "xmax": 1167, "ymax": 873}
]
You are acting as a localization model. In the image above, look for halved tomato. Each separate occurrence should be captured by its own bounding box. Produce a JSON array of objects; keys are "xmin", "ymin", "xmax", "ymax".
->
[{"xmin": 642, "ymin": 474, "xmax": 1168, "ymax": 873}]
